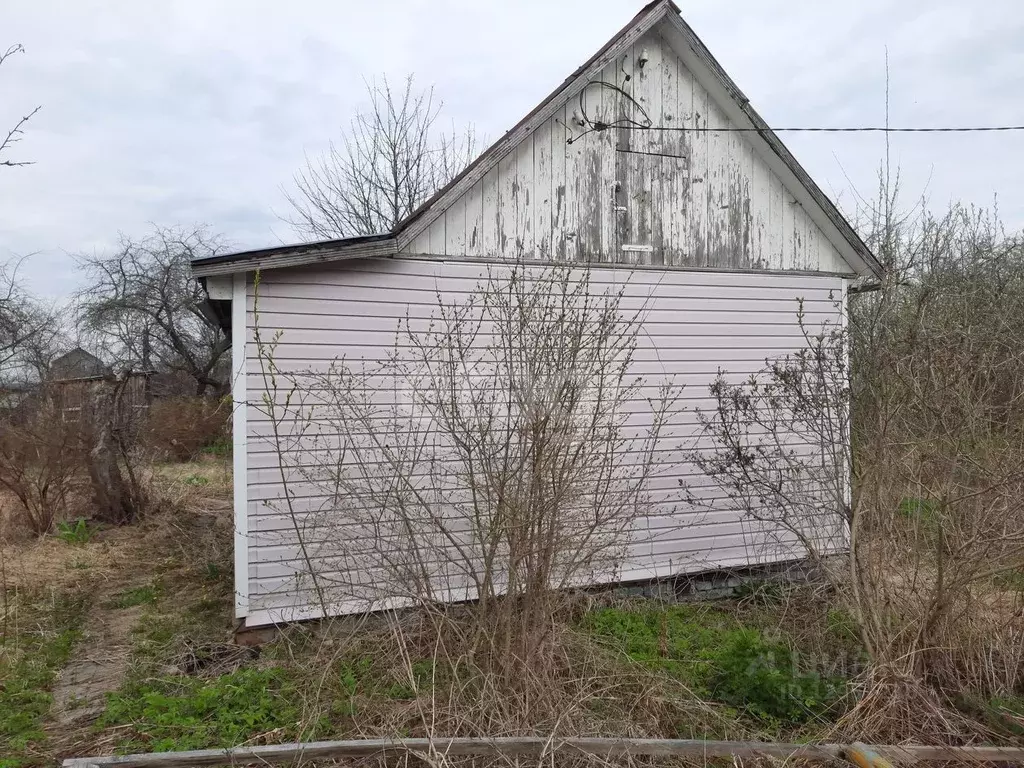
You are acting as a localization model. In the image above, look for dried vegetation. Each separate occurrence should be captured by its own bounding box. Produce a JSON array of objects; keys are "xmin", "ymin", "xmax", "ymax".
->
[{"xmin": 3, "ymin": 196, "xmax": 1024, "ymax": 766}]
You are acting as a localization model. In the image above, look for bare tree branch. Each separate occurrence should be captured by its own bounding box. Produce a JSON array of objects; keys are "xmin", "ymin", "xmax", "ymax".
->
[
  {"xmin": 0, "ymin": 44, "xmax": 40, "ymax": 168},
  {"xmin": 252, "ymin": 264, "xmax": 684, "ymax": 669},
  {"xmin": 0, "ymin": 257, "xmax": 59, "ymax": 383},
  {"xmin": 283, "ymin": 75, "xmax": 476, "ymax": 240}
]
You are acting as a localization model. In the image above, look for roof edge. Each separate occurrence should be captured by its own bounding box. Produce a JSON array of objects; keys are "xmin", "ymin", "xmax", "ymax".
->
[
  {"xmin": 191, "ymin": 233, "xmax": 396, "ymax": 277},
  {"xmin": 191, "ymin": 0, "xmax": 882, "ymax": 281},
  {"xmin": 393, "ymin": 0, "xmax": 676, "ymax": 243},
  {"xmin": 658, "ymin": 14, "xmax": 883, "ymax": 279}
]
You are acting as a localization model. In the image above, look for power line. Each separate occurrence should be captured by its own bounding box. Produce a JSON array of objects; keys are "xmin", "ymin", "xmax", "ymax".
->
[
  {"xmin": 562, "ymin": 121, "xmax": 1024, "ymax": 145},
  {"xmin": 638, "ymin": 125, "xmax": 1024, "ymax": 133}
]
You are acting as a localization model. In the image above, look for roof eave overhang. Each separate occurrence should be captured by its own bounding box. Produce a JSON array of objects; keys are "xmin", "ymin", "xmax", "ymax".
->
[{"xmin": 190, "ymin": 234, "xmax": 397, "ymax": 278}]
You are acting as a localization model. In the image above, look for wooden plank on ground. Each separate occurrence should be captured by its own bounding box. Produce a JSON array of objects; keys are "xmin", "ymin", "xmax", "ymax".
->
[
  {"xmin": 63, "ymin": 736, "xmax": 844, "ymax": 767},
  {"xmin": 63, "ymin": 736, "xmax": 1024, "ymax": 768}
]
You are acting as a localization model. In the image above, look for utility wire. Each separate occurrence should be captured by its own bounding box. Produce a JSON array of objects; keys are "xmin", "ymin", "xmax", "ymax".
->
[
  {"xmin": 638, "ymin": 125, "xmax": 1024, "ymax": 133},
  {"xmin": 565, "ymin": 122, "xmax": 1024, "ymax": 145},
  {"xmin": 565, "ymin": 120, "xmax": 1024, "ymax": 145},
  {"xmin": 565, "ymin": 74, "xmax": 1024, "ymax": 141}
]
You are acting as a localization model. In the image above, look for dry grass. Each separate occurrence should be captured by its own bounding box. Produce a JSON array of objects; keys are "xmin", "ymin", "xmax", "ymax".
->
[
  {"xmin": 5, "ymin": 452, "xmax": 1024, "ymax": 762},
  {"xmin": 1, "ymin": 457, "xmax": 231, "ymax": 592},
  {"xmin": 143, "ymin": 396, "xmax": 230, "ymax": 461},
  {"xmin": 0, "ymin": 456, "xmax": 234, "ymax": 765},
  {"xmin": 833, "ymin": 665, "xmax": 997, "ymax": 746},
  {"xmin": 150, "ymin": 456, "xmax": 232, "ymax": 508},
  {"xmin": 263, "ymin": 604, "xmax": 748, "ymax": 749}
]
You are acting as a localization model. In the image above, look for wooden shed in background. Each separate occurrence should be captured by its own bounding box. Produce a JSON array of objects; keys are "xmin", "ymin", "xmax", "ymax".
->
[{"xmin": 46, "ymin": 348, "xmax": 153, "ymax": 425}]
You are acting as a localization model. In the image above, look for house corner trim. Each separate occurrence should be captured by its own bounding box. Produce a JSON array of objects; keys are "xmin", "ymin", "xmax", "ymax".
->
[{"xmin": 232, "ymin": 271, "xmax": 249, "ymax": 619}]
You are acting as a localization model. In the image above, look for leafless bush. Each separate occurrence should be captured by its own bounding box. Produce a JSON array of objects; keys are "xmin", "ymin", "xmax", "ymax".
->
[
  {"xmin": 277, "ymin": 607, "xmax": 739, "ymax": 751},
  {"xmin": 79, "ymin": 372, "xmax": 151, "ymax": 525},
  {"xmin": 144, "ymin": 396, "xmax": 230, "ymax": 461},
  {"xmin": 694, "ymin": 201, "xmax": 1024, "ymax": 743},
  {"xmin": 0, "ymin": 392, "xmax": 81, "ymax": 535},
  {"xmin": 254, "ymin": 264, "xmax": 682, "ymax": 682},
  {"xmin": 689, "ymin": 296, "xmax": 851, "ymax": 565}
]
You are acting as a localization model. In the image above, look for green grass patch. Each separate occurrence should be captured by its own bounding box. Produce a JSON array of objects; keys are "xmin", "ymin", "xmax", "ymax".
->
[
  {"xmin": 992, "ymin": 569, "xmax": 1024, "ymax": 592},
  {"xmin": 330, "ymin": 653, "xmax": 435, "ymax": 706},
  {"xmin": 124, "ymin": 585, "xmax": 231, "ymax": 667},
  {"xmin": 200, "ymin": 436, "xmax": 232, "ymax": 458},
  {"xmin": 98, "ymin": 533, "xmax": 257, "ymax": 753},
  {"xmin": 107, "ymin": 585, "xmax": 159, "ymax": 610},
  {"xmin": 824, "ymin": 606, "xmax": 862, "ymax": 647},
  {"xmin": 258, "ymin": 631, "xmax": 439, "ymax": 721},
  {"xmin": 55, "ymin": 518, "xmax": 92, "ymax": 546},
  {"xmin": 0, "ymin": 592, "xmax": 88, "ymax": 768},
  {"xmin": 580, "ymin": 603, "xmax": 850, "ymax": 727},
  {"xmin": 988, "ymin": 696, "xmax": 1024, "ymax": 736},
  {"xmin": 203, "ymin": 562, "xmax": 224, "ymax": 582},
  {"xmin": 897, "ymin": 496, "xmax": 941, "ymax": 527},
  {"xmin": 100, "ymin": 667, "xmax": 319, "ymax": 752},
  {"xmin": 954, "ymin": 693, "xmax": 1024, "ymax": 739}
]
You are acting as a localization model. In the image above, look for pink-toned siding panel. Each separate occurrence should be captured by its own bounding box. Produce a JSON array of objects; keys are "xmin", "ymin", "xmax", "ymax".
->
[{"xmin": 243, "ymin": 257, "xmax": 844, "ymax": 625}]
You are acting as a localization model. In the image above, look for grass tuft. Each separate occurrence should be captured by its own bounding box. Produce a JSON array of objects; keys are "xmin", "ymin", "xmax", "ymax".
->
[
  {"xmin": 580, "ymin": 602, "xmax": 850, "ymax": 726},
  {"xmin": 0, "ymin": 592, "xmax": 88, "ymax": 768},
  {"xmin": 107, "ymin": 585, "xmax": 159, "ymax": 610},
  {"xmin": 100, "ymin": 667, "xmax": 318, "ymax": 752}
]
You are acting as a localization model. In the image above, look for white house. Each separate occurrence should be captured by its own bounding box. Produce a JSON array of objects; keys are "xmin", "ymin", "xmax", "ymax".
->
[{"xmin": 193, "ymin": 0, "xmax": 883, "ymax": 629}]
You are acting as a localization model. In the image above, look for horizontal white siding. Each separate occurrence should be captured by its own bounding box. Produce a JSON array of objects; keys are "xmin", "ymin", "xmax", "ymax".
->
[
  {"xmin": 243, "ymin": 257, "xmax": 845, "ymax": 626},
  {"xmin": 401, "ymin": 30, "xmax": 853, "ymax": 276}
]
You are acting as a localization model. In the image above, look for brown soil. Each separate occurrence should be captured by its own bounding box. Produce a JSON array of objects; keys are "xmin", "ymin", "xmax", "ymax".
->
[{"xmin": 48, "ymin": 603, "xmax": 144, "ymax": 737}]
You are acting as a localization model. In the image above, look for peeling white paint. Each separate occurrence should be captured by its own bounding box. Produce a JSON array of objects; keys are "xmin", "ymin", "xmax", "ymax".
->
[{"xmin": 402, "ymin": 30, "xmax": 855, "ymax": 276}]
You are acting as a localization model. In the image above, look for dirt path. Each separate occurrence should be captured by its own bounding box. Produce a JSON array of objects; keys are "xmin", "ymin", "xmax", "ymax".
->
[
  {"xmin": 44, "ymin": 578, "xmax": 148, "ymax": 758},
  {"xmin": 50, "ymin": 603, "xmax": 143, "ymax": 726},
  {"xmin": 41, "ymin": 499, "xmax": 235, "ymax": 759}
]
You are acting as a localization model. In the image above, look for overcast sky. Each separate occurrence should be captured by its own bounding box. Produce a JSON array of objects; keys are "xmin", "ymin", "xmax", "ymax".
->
[{"xmin": 2, "ymin": 0, "xmax": 1023, "ymax": 299}]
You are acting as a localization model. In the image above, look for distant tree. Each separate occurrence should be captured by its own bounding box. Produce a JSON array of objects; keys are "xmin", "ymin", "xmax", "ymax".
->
[
  {"xmin": 76, "ymin": 226, "xmax": 229, "ymax": 396},
  {"xmin": 284, "ymin": 74, "xmax": 476, "ymax": 240}
]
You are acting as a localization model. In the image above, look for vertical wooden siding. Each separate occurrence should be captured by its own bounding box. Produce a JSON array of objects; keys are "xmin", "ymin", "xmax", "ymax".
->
[
  {"xmin": 242, "ymin": 258, "xmax": 846, "ymax": 625},
  {"xmin": 402, "ymin": 31, "xmax": 850, "ymax": 275}
]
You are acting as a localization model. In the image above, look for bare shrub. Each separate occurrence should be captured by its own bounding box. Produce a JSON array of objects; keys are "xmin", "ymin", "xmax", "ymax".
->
[
  {"xmin": 275, "ymin": 606, "xmax": 741, "ymax": 749},
  {"xmin": 0, "ymin": 392, "xmax": 81, "ymax": 535},
  {"xmin": 254, "ymin": 264, "xmax": 682, "ymax": 683},
  {"xmin": 689, "ymin": 296, "xmax": 852, "ymax": 565},
  {"xmin": 144, "ymin": 396, "xmax": 230, "ymax": 461},
  {"xmin": 0, "ymin": 372, "xmax": 163, "ymax": 534},
  {"xmin": 694, "ymin": 202, "xmax": 1024, "ymax": 743}
]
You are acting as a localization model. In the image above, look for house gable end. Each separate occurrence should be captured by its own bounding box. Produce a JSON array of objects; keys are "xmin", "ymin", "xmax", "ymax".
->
[
  {"xmin": 399, "ymin": 11, "xmax": 878, "ymax": 277},
  {"xmin": 192, "ymin": 1, "xmax": 880, "ymax": 279}
]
